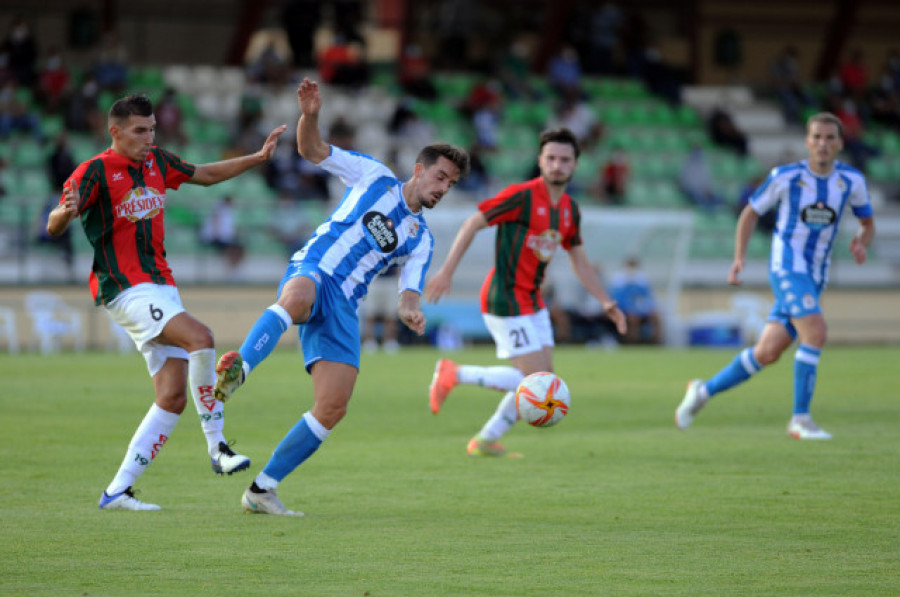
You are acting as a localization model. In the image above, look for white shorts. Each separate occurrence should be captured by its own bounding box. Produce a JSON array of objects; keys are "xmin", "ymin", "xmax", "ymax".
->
[
  {"xmin": 106, "ymin": 283, "xmax": 188, "ymax": 376},
  {"xmin": 482, "ymin": 309, "xmax": 554, "ymax": 359}
]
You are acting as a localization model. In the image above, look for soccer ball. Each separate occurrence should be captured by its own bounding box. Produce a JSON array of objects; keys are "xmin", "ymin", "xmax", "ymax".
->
[{"xmin": 515, "ymin": 372, "xmax": 571, "ymax": 428}]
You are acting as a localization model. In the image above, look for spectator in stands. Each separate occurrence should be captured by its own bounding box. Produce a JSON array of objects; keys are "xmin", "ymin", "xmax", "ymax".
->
[
  {"xmin": 610, "ymin": 257, "xmax": 661, "ymax": 344},
  {"xmin": 641, "ymin": 46, "xmax": 682, "ymax": 106},
  {"xmin": 830, "ymin": 95, "xmax": 879, "ymax": 172},
  {"xmin": 318, "ymin": 35, "xmax": 368, "ymax": 89},
  {"xmin": 679, "ymin": 145, "xmax": 725, "ymax": 211},
  {"xmin": 598, "ymin": 146, "xmax": 629, "ymax": 204},
  {"xmin": 92, "ymin": 33, "xmax": 130, "ymax": 92},
  {"xmin": 65, "ymin": 73, "xmax": 105, "ymax": 142},
  {"xmin": 47, "ymin": 130, "xmax": 76, "ymax": 191},
  {"xmin": 398, "ymin": 44, "xmax": 437, "ymax": 101},
  {"xmin": 247, "ymin": 38, "xmax": 292, "ymax": 87},
  {"xmin": 37, "ymin": 47, "xmax": 70, "ymax": 114},
  {"xmin": 547, "ymin": 44, "xmax": 583, "ymax": 98},
  {"xmin": 839, "ymin": 49, "xmax": 869, "ymax": 103},
  {"xmin": 200, "ymin": 195, "xmax": 246, "ymax": 276},
  {"xmin": 708, "ymin": 106, "xmax": 748, "ymax": 155},
  {"xmin": 281, "ymin": 0, "xmax": 322, "ymax": 68},
  {"xmin": 546, "ymin": 88, "xmax": 603, "ymax": 151},
  {"xmin": 0, "ymin": 79, "xmax": 43, "ymax": 141},
  {"xmin": 154, "ymin": 88, "xmax": 187, "ymax": 147},
  {"xmin": 496, "ymin": 38, "xmax": 537, "ymax": 100},
  {"xmin": 583, "ymin": 2, "xmax": 624, "ymax": 75},
  {"xmin": 455, "ymin": 143, "xmax": 489, "ymax": 195},
  {"xmin": 870, "ymin": 53, "xmax": 900, "ymax": 131},
  {"xmin": 268, "ymin": 192, "xmax": 311, "ymax": 256},
  {"xmin": 2, "ymin": 16, "xmax": 37, "ymax": 87},
  {"xmin": 770, "ymin": 46, "xmax": 813, "ymax": 126}
]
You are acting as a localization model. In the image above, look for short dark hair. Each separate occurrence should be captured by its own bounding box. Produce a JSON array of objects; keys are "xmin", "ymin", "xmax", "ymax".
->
[
  {"xmin": 108, "ymin": 94, "xmax": 154, "ymax": 123},
  {"xmin": 539, "ymin": 127, "xmax": 581, "ymax": 158},
  {"xmin": 416, "ymin": 143, "xmax": 470, "ymax": 178},
  {"xmin": 806, "ymin": 111, "xmax": 843, "ymax": 139}
]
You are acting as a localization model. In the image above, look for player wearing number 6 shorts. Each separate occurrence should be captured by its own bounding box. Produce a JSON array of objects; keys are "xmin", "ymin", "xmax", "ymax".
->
[
  {"xmin": 424, "ymin": 128, "xmax": 626, "ymax": 457},
  {"xmin": 46, "ymin": 93, "xmax": 287, "ymax": 510}
]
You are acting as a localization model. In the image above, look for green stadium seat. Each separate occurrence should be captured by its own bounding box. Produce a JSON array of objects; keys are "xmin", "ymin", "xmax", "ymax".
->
[{"xmin": 11, "ymin": 140, "xmax": 46, "ymax": 168}]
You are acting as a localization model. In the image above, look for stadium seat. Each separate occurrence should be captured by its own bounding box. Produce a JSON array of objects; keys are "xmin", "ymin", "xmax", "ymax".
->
[{"xmin": 24, "ymin": 291, "xmax": 84, "ymax": 354}]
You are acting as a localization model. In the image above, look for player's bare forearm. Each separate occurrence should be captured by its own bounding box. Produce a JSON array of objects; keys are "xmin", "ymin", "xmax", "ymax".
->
[
  {"xmin": 398, "ymin": 290, "xmax": 426, "ymax": 335},
  {"xmin": 730, "ymin": 206, "xmax": 758, "ymax": 284},
  {"xmin": 850, "ymin": 217, "xmax": 875, "ymax": 264},
  {"xmin": 47, "ymin": 185, "xmax": 79, "ymax": 237},
  {"xmin": 191, "ymin": 125, "xmax": 286, "ymax": 185},
  {"xmin": 296, "ymin": 78, "xmax": 330, "ymax": 163},
  {"xmin": 426, "ymin": 212, "xmax": 487, "ymax": 303}
]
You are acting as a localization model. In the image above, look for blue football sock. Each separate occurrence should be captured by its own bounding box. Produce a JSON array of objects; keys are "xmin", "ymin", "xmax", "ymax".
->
[
  {"xmin": 705, "ymin": 347, "xmax": 762, "ymax": 397},
  {"xmin": 262, "ymin": 412, "xmax": 330, "ymax": 482},
  {"xmin": 793, "ymin": 344, "xmax": 820, "ymax": 415},
  {"xmin": 239, "ymin": 304, "xmax": 292, "ymax": 372}
]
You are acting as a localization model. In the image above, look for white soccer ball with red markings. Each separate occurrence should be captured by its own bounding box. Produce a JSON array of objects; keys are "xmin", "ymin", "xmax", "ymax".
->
[{"xmin": 515, "ymin": 372, "xmax": 571, "ymax": 428}]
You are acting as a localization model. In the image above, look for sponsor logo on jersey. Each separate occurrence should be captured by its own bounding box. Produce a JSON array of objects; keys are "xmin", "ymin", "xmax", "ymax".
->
[
  {"xmin": 363, "ymin": 211, "xmax": 399, "ymax": 252},
  {"xmin": 145, "ymin": 157, "xmax": 154, "ymax": 170},
  {"xmin": 801, "ymin": 202, "xmax": 836, "ymax": 229},
  {"xmin": 112, "ymin": 172, "xmax": 124, "ymax": 182},
  {"xmin": 116, "ymin": 186, "xmax": 166, "ymax": 222},
  {"xmin": 526, "ymin": 229, "xmax": 562, "ymax": 262}
]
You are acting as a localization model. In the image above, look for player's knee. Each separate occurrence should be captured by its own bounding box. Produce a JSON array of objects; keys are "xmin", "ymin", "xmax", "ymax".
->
[
  {"xmin": 156, "ymin": 392, "xmax": 187, "ymax": 415},
  {"xmin": 754, "ymin": 345, "xmax": 783, "ymax": 366}
]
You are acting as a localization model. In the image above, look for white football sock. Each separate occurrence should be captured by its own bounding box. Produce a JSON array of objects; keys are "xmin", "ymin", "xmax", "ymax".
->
[
  {"xmin": 457, "ymin": 365, "xmax": 524, "ymax": 392},
  {"xmin": 188, "ymin": 348, "xmax": 226, "ymax": 455},
  {"xmin": 106, "ymin": 403, "xmax": 180, "ymax": 496},
  {"xmin": 254, "ymin": 471, "xmax": 279, "ymax": 491},
  {"xmin": 478, "ymin": 391, "xmax": 519, "ymax": 441}
]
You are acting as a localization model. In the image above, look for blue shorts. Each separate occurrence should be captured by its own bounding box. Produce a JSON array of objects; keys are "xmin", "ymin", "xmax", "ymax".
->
[
  {"xmin": 767, "ymin": 271, "xmax": 824, "ymax": 339},
  {"xmin": 278, "ymin": 261, "xmax": 361, "ymax": 373}
]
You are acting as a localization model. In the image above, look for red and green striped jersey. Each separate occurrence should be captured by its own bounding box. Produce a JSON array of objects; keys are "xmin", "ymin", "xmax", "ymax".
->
[
  {"xmin": 62, "ymin": 147, "xmax": 195, "ymax": 305},
  {"xmin": 477, "ymin": 177, "xmax": 582, "ymax": 316}
]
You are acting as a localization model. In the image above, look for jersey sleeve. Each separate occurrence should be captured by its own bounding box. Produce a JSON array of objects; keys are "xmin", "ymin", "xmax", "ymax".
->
[
  {"xmin": 398, "ymin": 229, "xmax": 434, "ymax": 294},
  {"xmin": 849, "ymin": 174, "xmax": 874, "ymax": 219},
  {"xmin": 155, "ymin": 147, "xmax": 195, "ymax": 189},
  {"xmin": 317, "ymin": 145, "xmax": 392, "ymax": 187},
  {"xmin": 748, "ymin": 168, "xmax": 783, "ymax": 215},
  {"xmin": 478, "ymin": 185, "xmax": 524, "ymax": 225},
  {"xmin": 562, "ymin": 198, "xmax": 582, "ymax": 250},
  {"xmin": 62, "ymin": 159, "xmax": 101, "ymax": 212}
]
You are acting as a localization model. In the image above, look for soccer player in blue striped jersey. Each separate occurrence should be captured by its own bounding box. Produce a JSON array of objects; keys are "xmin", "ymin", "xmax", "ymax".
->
[
  {"xmin": 676, "ymin": 112, "xmax": 875, "ymax": 440},
  {"xmin": 215, "ymin": 78, "xmax": 469, "ymax": 515}
]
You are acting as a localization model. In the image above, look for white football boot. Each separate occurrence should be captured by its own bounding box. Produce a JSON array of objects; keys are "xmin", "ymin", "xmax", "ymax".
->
[
  {"xmin": 675, "ymin": 379, "xmax": 708, "ymax": 429},
  {"xmin": 787, "ymin": 415, "xmax": 832, "ymax": 440}
]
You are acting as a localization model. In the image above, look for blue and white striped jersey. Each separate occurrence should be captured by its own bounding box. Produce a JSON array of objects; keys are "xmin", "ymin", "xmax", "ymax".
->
[
  {"xmin": 750, "ymin": 159, "xmax": 874, "ymax": 285},
  {"xmin": 292, "ymin": 146, "xmax": 434, "ymax": 310}
]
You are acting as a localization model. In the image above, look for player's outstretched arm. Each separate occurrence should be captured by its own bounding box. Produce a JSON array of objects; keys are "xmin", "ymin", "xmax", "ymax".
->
[
  {"xmin": 424, "ymin": 211, "xmax": 489, "ymax": 303},
  {"xmin": 190, "ymin": 124, "xmax": 287, "ymax": 186},
  {"xmin": 46, "ymin": 183, "xmax": 79, "ymax": 237},
  {"xmin": 296, "ymin": 78, "xmax": 330, "ymax": 164},
  {"xmin": 397, "ymin": 290, "xmax": 426, "ymax": 336}
]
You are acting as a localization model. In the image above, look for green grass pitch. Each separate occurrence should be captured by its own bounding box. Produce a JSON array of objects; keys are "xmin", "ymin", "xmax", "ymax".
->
[{"xmin": 2, "ymin": 345, "xmax": 898, "ymax": 596}]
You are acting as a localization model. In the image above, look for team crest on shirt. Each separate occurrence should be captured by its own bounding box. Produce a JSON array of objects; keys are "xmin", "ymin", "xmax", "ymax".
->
[
  {"xmin": 801, "ymin": 201, "xmax": 836, "ymax": 229},
  {"xmin": 116, "ymin": 186, "xmax": 166, "ymax": 222},
  {"xmin": 526, "ymin": 229, "xmax": 562, "ymax": 262},
  {"xmin": 802, "ymin": 294, "xmax": 816, "ymax": 309},
  {"xmin": 408, "ymin": 220, "xmax": 419, "ymax": 238},
  {"xmin": 363, "ymin": 211, "xmax": 398, "ymax": 252},
  {"xmin": 145, "ymin": 157, "xmax": 154, "ymax": 170}
]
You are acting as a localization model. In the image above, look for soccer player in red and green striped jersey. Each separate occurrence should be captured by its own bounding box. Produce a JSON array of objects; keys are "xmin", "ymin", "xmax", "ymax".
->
[
  {"xmin": 425, "ymin": 128, "xmax": 626, "ymax": 457},
  {"xmin": 46, "ymin": 93, "xmax": 286, "ymax": 510}
]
